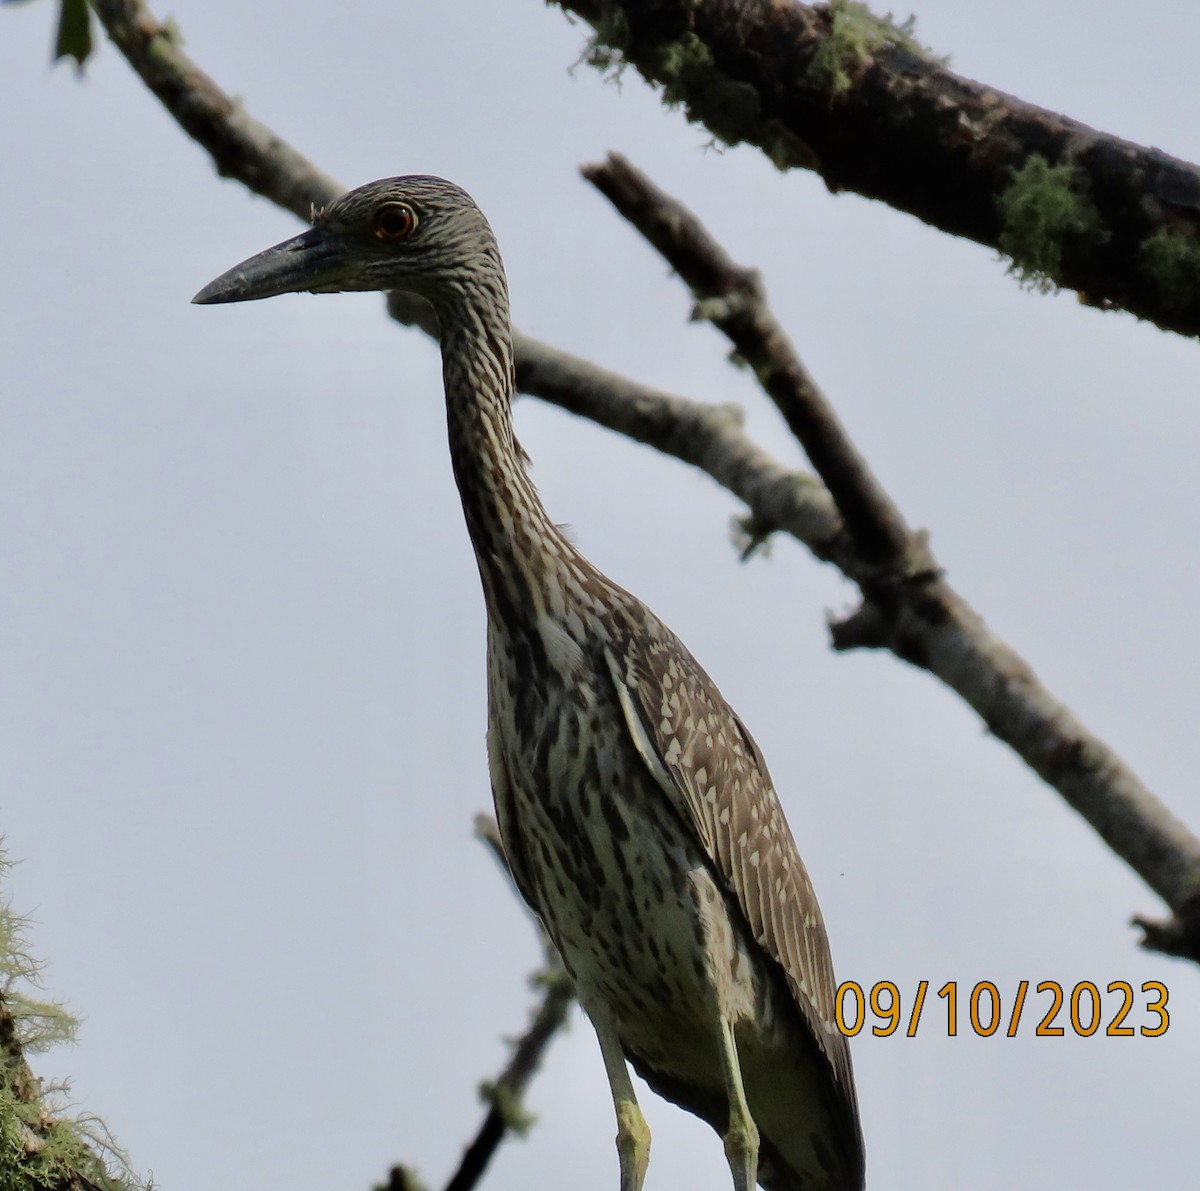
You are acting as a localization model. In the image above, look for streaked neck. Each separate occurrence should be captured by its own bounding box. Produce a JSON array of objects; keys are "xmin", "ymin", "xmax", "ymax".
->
[{"xmin": 432, "ymin": 284, "xmax": 584, "ymax": 626}]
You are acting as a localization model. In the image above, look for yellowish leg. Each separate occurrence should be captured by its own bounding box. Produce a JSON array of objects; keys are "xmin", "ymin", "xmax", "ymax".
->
[
  {"xmin": 590, "ymin": 1017, "xmax": 651, "ymax": 1191},
  {"xmin": 717, "ymin": 1018, "xmax": 760, "ymax": 1191}
]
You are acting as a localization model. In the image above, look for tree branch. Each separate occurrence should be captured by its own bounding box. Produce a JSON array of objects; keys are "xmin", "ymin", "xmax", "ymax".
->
[
  {"xmin": 88, "ymin": 0, "xmax": 339, "ymax": 222},
  {"xmin": 582, "ymin": 152, "xmax": 1200, "ymax": 962},
  {"xmin": 552, "ymin": 0, "xmax": 1200, "ymax": 339},
  {"xmin": 440, "ymin": 965, "xmax": 574, "ymax": 1191}
]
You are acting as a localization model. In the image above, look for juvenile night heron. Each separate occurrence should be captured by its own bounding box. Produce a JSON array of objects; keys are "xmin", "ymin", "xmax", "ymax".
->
[{"xmin": 195, "ymin": 176, "xmax": 864, "ymax": 1191}]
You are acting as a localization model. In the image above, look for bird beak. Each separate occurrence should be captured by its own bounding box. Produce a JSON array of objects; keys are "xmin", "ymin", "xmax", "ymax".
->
[{"xmin": 192, "ymin": 226, "xmax": 349, "ymax": 305}]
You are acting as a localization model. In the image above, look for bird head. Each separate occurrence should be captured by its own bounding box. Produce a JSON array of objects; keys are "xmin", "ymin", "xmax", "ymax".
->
[{"xmin": 193, "ymin": 176, "xmax": 497, "ymax": 306}]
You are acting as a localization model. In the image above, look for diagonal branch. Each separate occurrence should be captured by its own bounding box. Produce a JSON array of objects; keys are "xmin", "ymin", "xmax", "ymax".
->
[
  {"xmin": 582, "ymin": 152, "xmax": 1200, "ymax": 962},
  {"xmin": 88, "ymin": 0, "xmax": 339, "ymax": 222},
  {"xmin": 581, "ymin": 152, "xmax": 917, "ymax": 570},
  {"xmin": 552, "ymin": 0, "xmax": 1200, "ymax": 340},
  {"xmin": 440, "ymin": 965, "xmax": 574, "ymax": 1191},
  {"xmin": 86, "ymin": 0, "xmax": 1200, "ymax": 958}
]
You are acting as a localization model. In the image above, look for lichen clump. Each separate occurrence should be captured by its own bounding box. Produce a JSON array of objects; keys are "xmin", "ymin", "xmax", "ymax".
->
[
  {"xmin": 807, "ymin": 1, "xmax": 934, "ymax": 95},
  {"xmin": 1, "ymin": 858, "xmax": 138, "ymax": 1191},
  {"xmin": 1139, "ymin": 226, "xmax": 1200, "ymax": 313},
  {"xmin": 996, "ymin": 155, "xmax": 1105, "ymax": 293}
]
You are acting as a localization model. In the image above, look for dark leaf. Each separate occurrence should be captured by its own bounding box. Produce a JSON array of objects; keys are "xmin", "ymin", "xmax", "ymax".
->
[{"xmin": 54, "ymin": 0, "xmax": 93, "ymax": 67}]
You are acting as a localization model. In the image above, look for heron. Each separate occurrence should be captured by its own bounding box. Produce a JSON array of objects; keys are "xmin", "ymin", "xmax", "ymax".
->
[{"xmin": 194, "ymin": 176, "xmax": 864, "ymax": 1191}]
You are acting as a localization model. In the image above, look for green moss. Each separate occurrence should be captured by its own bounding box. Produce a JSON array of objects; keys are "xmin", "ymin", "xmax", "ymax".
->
[
  {"xmin": 580, "ymin": 6, "xmax": 631, "ymax": 78},
  {"xmin": 554, "ymin": 1, "xmax": 937, "ymax": 167},
  {"xmin": 996, "ymin": 155, "xmax": 1106, "ymax": 293},
  {"xmin": 478, "ymin": 1079, "xmax": 536, "ymax": 1135},
  {"xmin": 732, "ymin": 513, "xmax": 776, "ymax": 563},
  {"xmin": 553, "ymin": 0, "xmax": 944, "ymax": 165},
  {"xmin": 0, "ymin": 874, "xmax": 77, "ymax": 1062},
  {"xmin": 142, "ymin": 18, "xmax": 186, "ymax": 69},
  {"xmin": 373, "ymin": 1164, "xmax": 429, "ymax": 1191},
  {"xmin": 655, "ymin": 34, "xmax": 761, "ymax": 149},
  {"xmin": 0, "ymin": 854, "xmax": 141, "ymax": 1191},
  {"xmin": 636, "ymin": 33, "xmax": 813, "ymax": 167},
  {"xmin": 807, "ymin": 1, "xmax": 941, "ymax": 95},
  {"xmin": 1139, "ymin": 226, "xmax": 1200, "ymax": 312},
  {"xmin": 0, "ymin": 1093, "xmax": 132, "ymax": 1191}
]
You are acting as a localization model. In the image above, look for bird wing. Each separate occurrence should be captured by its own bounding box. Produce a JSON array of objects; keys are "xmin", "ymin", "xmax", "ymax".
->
[{"xmin": 603, "ymin": 618, "xmax": 856, "ymax": 1098}]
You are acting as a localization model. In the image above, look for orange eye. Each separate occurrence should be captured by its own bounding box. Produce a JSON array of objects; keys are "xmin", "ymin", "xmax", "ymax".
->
[{"xmin": 372, "ymin": 202, "xmax": 418, "ymax": 241}]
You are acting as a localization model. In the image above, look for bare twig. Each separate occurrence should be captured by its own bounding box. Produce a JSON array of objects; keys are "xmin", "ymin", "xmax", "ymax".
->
[
  {"xmin": 553, "ymin": 0, "xmax": 1200, "ymax": 339},
  {"xmin": 442, "ymin": 963, "xmax": 574, "ymax": 1191},
  {"xmin": 582, "ymin": 153, "xmax": 1200, "ymax": 962}
]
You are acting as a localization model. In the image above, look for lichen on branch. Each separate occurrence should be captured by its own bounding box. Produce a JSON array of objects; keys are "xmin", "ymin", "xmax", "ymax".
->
[
  {"xmin": 1139, "ymin": 226, "xmax": 1200, "ymax": 313},
  {"xmin": 806, "ymin": 0, "xmax": 939, "ymax": 94},
  {"xmin": 0, "ymin": 855, "xmax": 140, "ymax": 1191},
  {"xmin": 996, "ymin": 155, "xmax": 1106, "ymax": 293}
]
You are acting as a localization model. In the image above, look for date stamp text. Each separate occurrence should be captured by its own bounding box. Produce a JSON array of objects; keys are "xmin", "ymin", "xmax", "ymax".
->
[{"xmin": 834, "ymin": 980, "xmax": 1169, "ymax": 1038}]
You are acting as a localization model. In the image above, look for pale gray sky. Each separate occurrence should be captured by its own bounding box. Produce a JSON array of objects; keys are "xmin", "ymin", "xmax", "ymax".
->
[{"xmin": 2, "ymin": 3, "xmax": 1198, "ymax": 1190}]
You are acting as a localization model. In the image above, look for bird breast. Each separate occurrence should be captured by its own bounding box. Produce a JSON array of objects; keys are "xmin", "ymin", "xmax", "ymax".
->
[{"xmin": 486, "ymin": 623, "xmax": 777, "ymax": 1089}]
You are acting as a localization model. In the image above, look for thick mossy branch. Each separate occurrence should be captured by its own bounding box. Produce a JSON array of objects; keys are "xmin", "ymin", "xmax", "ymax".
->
[
  {"xmin": 996, "ymin": 155, "xmax": 1106, "ymax": 293},
  {"xmin": 553, "ymin": 0, "xmax": 1200, "ymax": 337},
  {"xmin": 561, "ymin": 2, "xmax": 813, "ymax": 167},
  {"xmin": 0, "ymin": 856, "xmax": 140, "ymax": 1191},
  {"xmin": 560, "ymin": 0, "xmax": 941, "ymax": 162}
]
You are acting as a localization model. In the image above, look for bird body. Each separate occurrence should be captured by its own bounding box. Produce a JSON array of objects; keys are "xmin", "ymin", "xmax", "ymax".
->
[{"xmin": 195, "ymin": 176, "xmax": 864, "ymax": 1191}]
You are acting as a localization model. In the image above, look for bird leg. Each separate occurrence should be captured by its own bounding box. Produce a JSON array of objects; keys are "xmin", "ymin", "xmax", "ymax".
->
[
  {"xmin": 590, "ymin": 1015, "xmax": 651, "ymax": 1191},
  {"xmin": 717, "ymin": 1017, "xmax": 760, "ymax": 1191}
]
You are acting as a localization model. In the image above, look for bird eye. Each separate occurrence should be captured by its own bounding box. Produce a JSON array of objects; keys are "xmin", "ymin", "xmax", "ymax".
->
[{"xmin": 372, "ymin": 202, "xmax": 418, "ymax": 242}]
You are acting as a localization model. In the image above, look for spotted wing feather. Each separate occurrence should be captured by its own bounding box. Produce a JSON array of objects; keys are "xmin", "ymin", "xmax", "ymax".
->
[{"xmin": 604, "ymin": 614, "xmax": 856, "ymax": 1100}]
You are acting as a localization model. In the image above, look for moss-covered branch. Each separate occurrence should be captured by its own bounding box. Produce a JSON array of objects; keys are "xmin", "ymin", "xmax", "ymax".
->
[
  {"xmin": 0, "ymin": 855, "xmax": 140, "ymax": 1191},
  {"xmin": 552, "ymin": 0, "xmax": 1200, "ymax": 338}
]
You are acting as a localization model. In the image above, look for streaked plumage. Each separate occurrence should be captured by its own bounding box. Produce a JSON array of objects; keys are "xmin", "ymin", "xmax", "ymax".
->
[{"xmin": 195, "ymin": 176, "xmax": 864, "ymax": 1191}]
